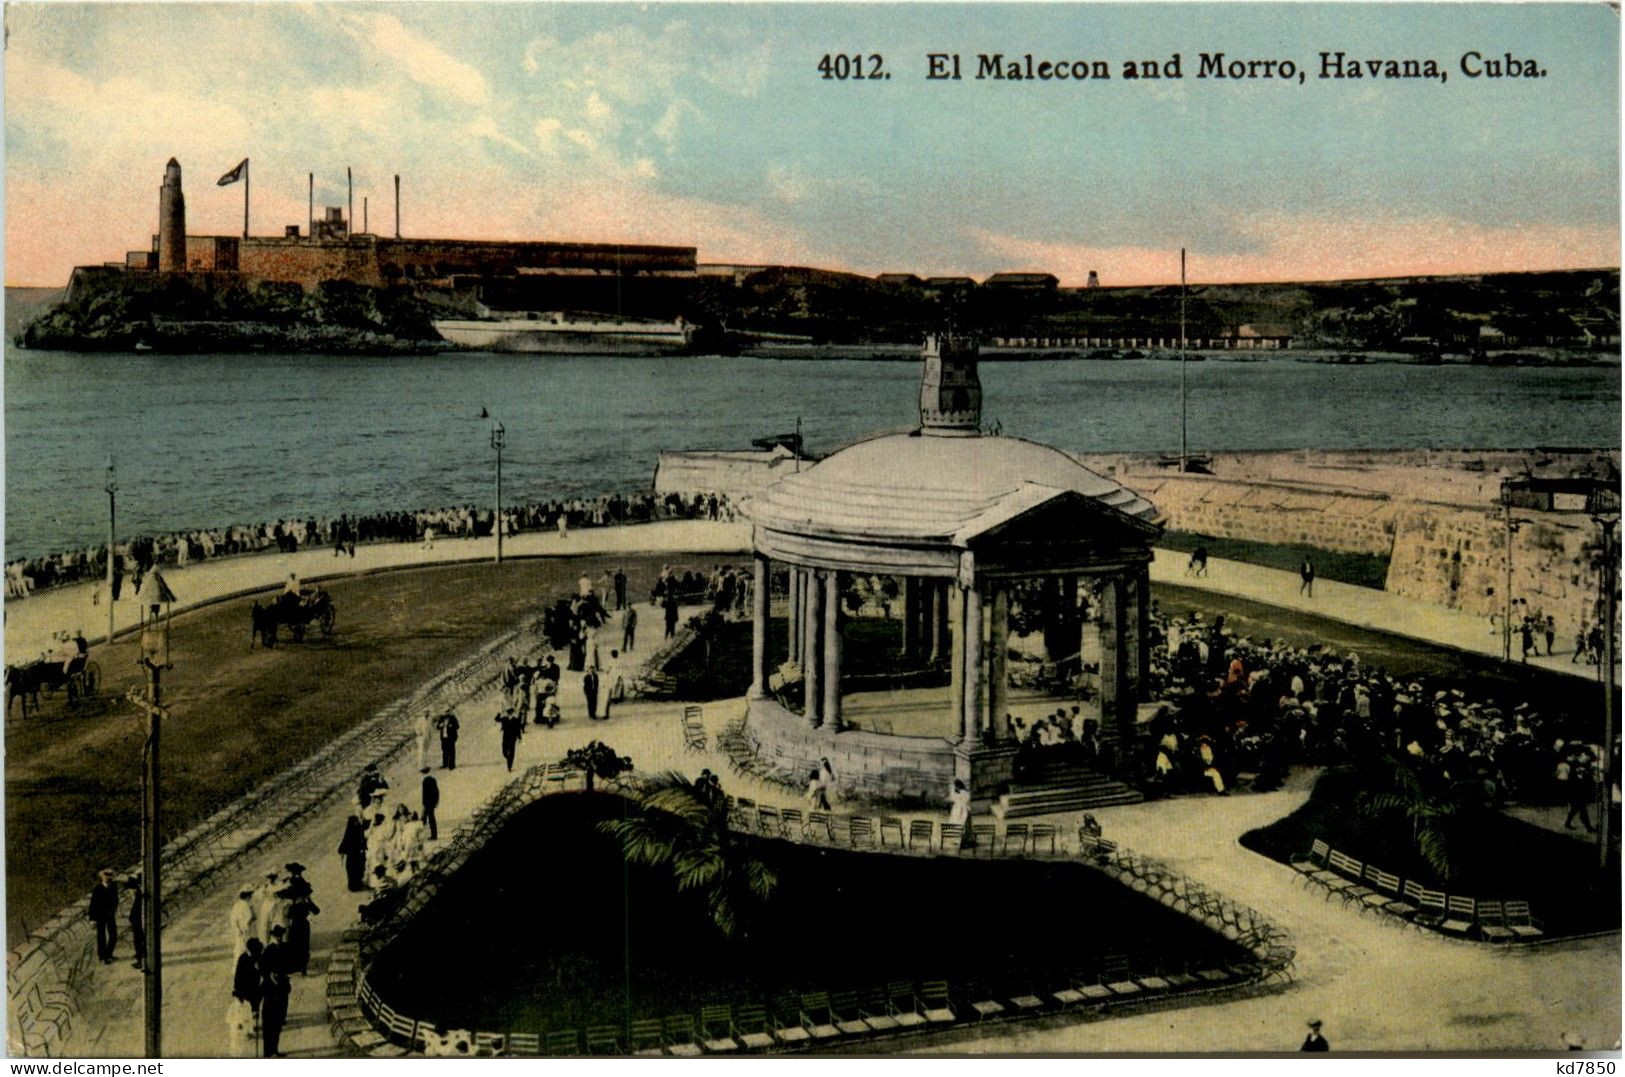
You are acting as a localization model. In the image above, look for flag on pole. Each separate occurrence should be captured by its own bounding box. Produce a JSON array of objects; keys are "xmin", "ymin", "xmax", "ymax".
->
[{"xmin": 217, "ymin": 158, "xmax": 248, "ymax": 186}]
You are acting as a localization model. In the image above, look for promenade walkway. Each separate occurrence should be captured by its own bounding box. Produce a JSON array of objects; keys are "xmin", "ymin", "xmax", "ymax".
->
[
  {"xmin": 6, "ymin": 524, "xmax": 1603, "ymax": 685},
  {"xmin": 29, "ymin": 528, "xmax": 1617, "ymax": 1056},
  {"xmin": 3, "ymin": 520, "xmax": 752, "ymax": 662},
  {"xmin": 1148, "ymin": 548, "xmax": 1610, "ymax": 684}
]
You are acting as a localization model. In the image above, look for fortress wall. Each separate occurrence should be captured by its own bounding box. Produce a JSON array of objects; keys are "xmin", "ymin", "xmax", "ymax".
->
[
  {"xmin": 239, "ymin": 239, "xmax": 382, "ymax": 288},
  {"xmin": 653, "ymin": 450, "xmax": 805, "ymax": 501},
  {"xmin": 1128, "ymin": 474, "xmax": 1401, "ymax": 556},
  {"xmin": 1384, "ymin": 506, "xmax": 1602, "ymax": 639}
]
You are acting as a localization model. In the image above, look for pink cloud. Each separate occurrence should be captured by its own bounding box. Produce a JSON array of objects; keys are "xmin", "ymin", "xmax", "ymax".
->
[{"xmin": 969, "ymin": 214, "xmax": 1620, "ymax": 287}]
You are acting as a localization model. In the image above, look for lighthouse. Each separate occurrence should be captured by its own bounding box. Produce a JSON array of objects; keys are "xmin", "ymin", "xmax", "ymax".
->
[{"xmin": 158, "ymin": 158, "xmax": 186, "ymax": 272}]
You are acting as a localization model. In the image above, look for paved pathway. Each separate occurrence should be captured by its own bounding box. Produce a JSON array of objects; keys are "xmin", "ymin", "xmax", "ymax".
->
[
  {"xmin": 3, "ymin": 520, "xmax": 752, "ymax": 661},
  {"xmin": 1149, "ymin": 548, "xmax": 1611, "ymax": 684},
  {"xmin": 71, "ymin": 601, "xmax": 731, "ymax": 1057},
  {"xmin": 20, "ymin": 523, "xmax": 1618, "ymax": 1055},
  {"xmin": 920, "ymin": 785, "xmax": 1621, "ymax": 1054},
  {"xmin": 9, "ymin": 526, "xmax": 1604, "ymax": 685}
]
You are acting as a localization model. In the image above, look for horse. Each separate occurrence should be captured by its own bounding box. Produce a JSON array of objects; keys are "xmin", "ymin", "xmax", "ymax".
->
[
  {"xmin": 251, "ymin": 589, "xmax": 336, "ymax": 648},
  {"xmin": 6, "ymin": 655, "xmax": 98, "ymax": 718}
]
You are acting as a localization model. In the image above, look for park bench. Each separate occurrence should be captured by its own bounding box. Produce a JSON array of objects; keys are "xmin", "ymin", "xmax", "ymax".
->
[{"xmin": 1503, "ymin": 900, "xmax": 1545, "ymax": 940}]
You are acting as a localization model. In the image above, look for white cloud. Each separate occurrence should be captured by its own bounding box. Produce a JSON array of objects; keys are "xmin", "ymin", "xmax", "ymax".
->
[{"xmin": 336, "ymin": 11, "xmax": 489, "ymax": 107}]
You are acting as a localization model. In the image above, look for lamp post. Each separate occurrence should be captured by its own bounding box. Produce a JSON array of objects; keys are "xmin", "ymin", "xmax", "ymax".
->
[
  {"xmin": 491, "ymin": 422, "xmax": 505, "ymax": 564},
  {"xmin": 105, "ymin": 460, "xmax": 117, "ymax": 648},
  {"xmin": 1499, "ymin": 480, "xmax": 1523, "ymax": 662},
  {"xmin": 130, "ymin": 569, "xmax": 174, "ymax": 1057},
  {"xmin": 1587, "ymin": 485, "xmax": 1619, "ymax": 870}
]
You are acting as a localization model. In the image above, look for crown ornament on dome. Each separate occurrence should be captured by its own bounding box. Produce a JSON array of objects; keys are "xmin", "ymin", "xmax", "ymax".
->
[{"xmin": 918, "ymin": 333, "xmax": 982, "ymax": 436}]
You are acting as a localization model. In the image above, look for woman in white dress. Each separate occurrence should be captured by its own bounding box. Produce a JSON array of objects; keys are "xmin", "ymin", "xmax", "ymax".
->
[{"xmin": 947, "ymin": 779, "xmax": 971, "ymax": 826}]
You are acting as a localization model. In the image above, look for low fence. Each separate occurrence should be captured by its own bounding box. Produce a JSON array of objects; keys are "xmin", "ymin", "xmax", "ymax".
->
[
  {"xmin": 8, "ymin": 618, "xmax": 553, "ymax": 1057},
  {"xmin": 336, "ymin": 775, "xmax": 1294, "ymax": 1058}
]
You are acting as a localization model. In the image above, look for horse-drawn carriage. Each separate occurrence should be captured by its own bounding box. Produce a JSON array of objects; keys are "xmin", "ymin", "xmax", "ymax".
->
[
  {"xmin": 6, "ymin": 650, "xmax": 101, "ymax": 718},
  {"xmin": 250, "ymin": 587, "xmax": 336, "ymax": 647}
]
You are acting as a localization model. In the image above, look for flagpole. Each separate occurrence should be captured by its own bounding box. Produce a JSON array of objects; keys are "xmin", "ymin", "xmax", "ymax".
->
[
  {"xmin": 1179, "ymin": 248, "xmax": 1188, "ymax": 473},
  {"xmin": 243, "ymin": 159, "xmax": 249, "ymax": 239}
]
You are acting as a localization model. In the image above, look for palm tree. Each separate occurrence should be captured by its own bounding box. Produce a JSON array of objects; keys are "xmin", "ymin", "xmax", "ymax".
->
[
  {"xmin": 599, "ymin": 771, "xmax": 779, "ymax": 939},
  {"xmin": 1357, "ymin": 756, "xmax": 1493, "ymax": 882}
]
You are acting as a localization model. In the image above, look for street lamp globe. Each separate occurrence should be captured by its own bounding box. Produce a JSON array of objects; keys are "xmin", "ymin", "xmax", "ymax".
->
[{"xmin": 137, "ymin": 569, "xmax": 177, "ymax": 670}]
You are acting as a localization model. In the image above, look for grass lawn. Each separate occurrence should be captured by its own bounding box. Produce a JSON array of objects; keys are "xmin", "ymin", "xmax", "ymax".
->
[
  {"xmin": 1239, "ymin": 768, "xmax": 1620, "ymax": 937},
  {"xmin": 3, "ymin": 554, "xmax": 720, "ymax": 940}
]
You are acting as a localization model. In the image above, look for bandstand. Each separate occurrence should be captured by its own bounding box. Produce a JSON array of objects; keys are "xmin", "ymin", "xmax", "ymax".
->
[{"xmin": 744, "ymin": 335, "xmax": 1164, "ymax": 807}]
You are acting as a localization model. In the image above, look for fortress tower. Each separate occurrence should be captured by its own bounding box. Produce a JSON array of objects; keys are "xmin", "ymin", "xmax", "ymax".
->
[
  {"xmin": 918, "ymin": 333, "xmax": 982, "ymax": 434},
  {"xmin": 158, "ymin": 158, "xmax": 186, "ymax": 272}
]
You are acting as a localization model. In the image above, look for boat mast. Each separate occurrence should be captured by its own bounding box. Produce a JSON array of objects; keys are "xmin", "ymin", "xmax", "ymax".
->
[{"xmin": 1180, "ymin": 247, "xmax": 1188, "ymax": 473}]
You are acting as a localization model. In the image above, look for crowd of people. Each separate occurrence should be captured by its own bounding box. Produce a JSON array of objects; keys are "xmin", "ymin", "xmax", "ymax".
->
[
  {"xmin": 1132, "ymin": 606, "xmax": 1618, "ymax": 813},
  {"xmin": 220, "ymin": 863, "xmax": 320, "ymax": 1056},
  {"xmin": 994, "ymin": 602, "xmax": 1617, "ymax": 822},
  {"xmin": 5, "ymin": 490, "xmax": 741, "ymax": 601}
]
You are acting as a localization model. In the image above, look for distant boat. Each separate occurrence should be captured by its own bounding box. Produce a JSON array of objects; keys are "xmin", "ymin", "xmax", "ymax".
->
[{"xmin": 433, "ymin": 304, "xmax": 694, "ymax": 355}]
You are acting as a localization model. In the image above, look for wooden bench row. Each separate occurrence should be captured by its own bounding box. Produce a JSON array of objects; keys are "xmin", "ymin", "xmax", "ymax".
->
[
  {"xmin": 723, "ymin": 797, "xmax": 1066, "ymax": 858},
  {"xmin": 1291, "ymin": 838, "xmax": 1544, "ymax": 941}
]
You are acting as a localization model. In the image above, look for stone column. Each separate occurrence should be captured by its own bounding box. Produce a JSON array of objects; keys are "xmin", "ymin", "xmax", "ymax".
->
[
  {"xmin": 789, "ymin": 566, "xmax": 803, "ymax": 668},
  {"xmin": 1098, "ymin": 575, "xmax": 1131, "ymax": 739},
  {"xmin": 900, "ymin": 576, "xmax": 918, "ymax": 658},
  {"xmin": 750, "ymin": 555, "xmax": 770, "ymax": 699},
  {"xmin": 962, "ymin": 583, "xmax": 983, "ymax": 746},
  {"xmin": 1135, "ymin": 565, "xmax": 1152, "ymax": 701},
  {"xmin": 803, "ymin": 569, "xmax": 822, "ymax": 726},
  {"xmin": 823, "ymin": 570, "xmax": 842, "ymax": 731},
  {"xmin": 1123, "ymin": 572, "xmax": 1142, "ymax": 706},
  {"xmin": 948, "ymin": 583, "xmax": 965, "ymax": 735},
  {"xmin": 987, "ymin": 584, "xmax": 1009, "ymax": 743},
  {"xmin": 936, "ymin": 581, "xmax": 949, "ymax": 666}
]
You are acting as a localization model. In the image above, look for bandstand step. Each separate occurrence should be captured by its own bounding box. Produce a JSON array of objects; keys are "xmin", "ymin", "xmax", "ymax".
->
[{"xmin": 996, "ymin": 774, "xmax": 1144, "ymax": 819}]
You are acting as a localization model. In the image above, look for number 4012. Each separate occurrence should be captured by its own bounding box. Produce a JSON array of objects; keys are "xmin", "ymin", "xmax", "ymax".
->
[{"xmin": 818, "ymin": 53, "xmax": 888, "ymax": 79}]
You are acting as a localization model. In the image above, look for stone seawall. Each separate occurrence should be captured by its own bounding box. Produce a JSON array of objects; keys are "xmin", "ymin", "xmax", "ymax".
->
[{"xmin": 654, "ymin": 446, "xmax": 1616, "ymax": 647}]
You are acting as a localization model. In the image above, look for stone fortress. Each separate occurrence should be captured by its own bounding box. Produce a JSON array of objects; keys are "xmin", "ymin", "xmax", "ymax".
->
[{"xmin": 95, "ymin": 159, "xmax": 699, "ymax": 315}]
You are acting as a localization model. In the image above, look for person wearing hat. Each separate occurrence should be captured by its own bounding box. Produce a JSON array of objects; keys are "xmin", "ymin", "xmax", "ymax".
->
[
  {"xmin": 229, "ymin": 885, "xmax": 259, "ymax": 957},
  {"xmin": 259, "ymin": 926, "xmax": 292, "ymax": 1057},
  {"xmin": 282, "ymin": 876, "xmax": 320, "ymax": 977},
  {"xmin": 88, "ymin": 868, "xmax": 119, "ymax": 964},
  {"xmin": 256, "ymin": 871, "xmax": 289, "ymax": 939},
  {"xmin": 420, "ymin": 770, "xmax": 441, "ymax": 841},
  {"xmin": 338, "ymin": 813, "xmax": 369, "ymax": 892},
  {"xmin": 1300, "ymin": 1018, "xmax": 1329, "ymax": 1051},
  {"xmin": 435, "ymin": 709, "xmax": 461, "ymax": 770}
]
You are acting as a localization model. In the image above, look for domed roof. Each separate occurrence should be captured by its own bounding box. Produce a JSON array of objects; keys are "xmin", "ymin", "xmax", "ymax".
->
[{"xmin": 754, "ymin": 430, "xmax": 1159, "ymax": 546}]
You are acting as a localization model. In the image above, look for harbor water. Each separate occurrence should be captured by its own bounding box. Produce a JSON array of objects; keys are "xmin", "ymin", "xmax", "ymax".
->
[{"xmin": 4, "ymin": 348, "xmax": 1619, "ymax": 560}]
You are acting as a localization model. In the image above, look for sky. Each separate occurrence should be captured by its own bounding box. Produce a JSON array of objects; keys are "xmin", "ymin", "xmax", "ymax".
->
[{"xmin": 3, "ymin": 2, "xmax": 1619, "ymax": 287}]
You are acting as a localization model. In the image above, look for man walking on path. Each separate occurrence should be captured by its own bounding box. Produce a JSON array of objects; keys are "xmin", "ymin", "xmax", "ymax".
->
[
  {"xmin": 89, "ymin": 867, "xmax": 119, "ymax": 964},
  {"xmin": 232, "ymin": 938, "xmax": 263, "ymax": 1033},
  {"xmin": 496, "ymin": 707, "xmax": 524, "ymax": 771},
  {"xmin": 338, "ymin": 816, "xmax": 368, "ymax": 892},
  {"xmin": 1300, "ymin": 1019, "xmax": 1330, "ymax": 1052},
  {"xmin": 584, "ymin": 667, "xmax": 601, "ymax": 721},
  {"xmin": 436, "ymin": 709, "xmax": 460, "ymax": 770},
  {"xmin": 622, "ymin": 605, "xmax": 638, "ymax": 652},
  {"xmin": 664, "ymin": 591, "xmax": 680, "ymax": 639},
  {"xmin": 1299, "ymin": 559, "xmax": 1315, "ymax": 597},
  {"xmin": 260, "ymin": 926, "xmax": 292, "ymax": 1057},
  {"xmin": 421, "ymin": 770, "xmax": 440, "ymax": 840},
  {"xmin": 614, "ymin": 567, "xmax": 627, "ymax": 611}
]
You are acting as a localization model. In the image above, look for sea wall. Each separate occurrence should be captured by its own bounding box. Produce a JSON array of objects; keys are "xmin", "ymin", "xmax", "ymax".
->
[{"xmin": 656, "ymin": 446, "xmax": 1616, "ymax": 647}]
